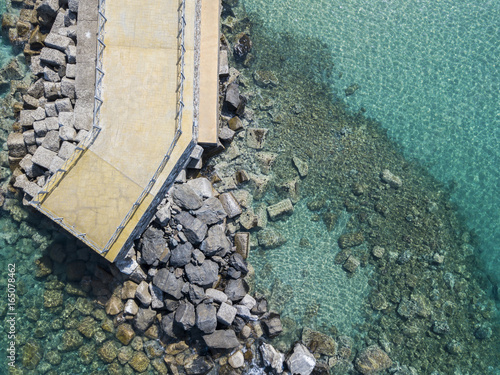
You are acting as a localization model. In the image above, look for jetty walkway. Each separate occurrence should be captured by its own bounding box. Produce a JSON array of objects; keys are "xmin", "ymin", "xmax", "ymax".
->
[{"xmin": 29, "ymin": 0, "xmax": 220, "ymax": 261}]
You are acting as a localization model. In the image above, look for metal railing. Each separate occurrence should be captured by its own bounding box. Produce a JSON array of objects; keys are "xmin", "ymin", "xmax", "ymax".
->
[
  {"xmin": 99, "ymin": 0, "xmax": 187, "ymax": 254},
  {"xmin": 29, "ymin": 0, "xmax": 108, "ymax": 251}
]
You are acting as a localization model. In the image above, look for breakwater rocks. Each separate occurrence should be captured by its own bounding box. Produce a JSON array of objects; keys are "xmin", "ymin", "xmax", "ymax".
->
[{"xmin": 3, "ymin": 0, "xmax": 91, "ymax": 202}]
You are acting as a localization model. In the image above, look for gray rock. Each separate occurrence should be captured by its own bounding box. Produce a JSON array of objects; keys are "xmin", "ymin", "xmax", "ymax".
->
[
  {"xmin": 380, "ymin": 169, "xmax": 402, "ymax": 189},
  {"xmin": 37, "ymin": 0, "xmax": 59, "ymax": 18},
  {"xmin": 58, "ymin": 141, "xmax": 76, "ymax": 160},
  {"xmin": 40, "ymin": 47, "xmax": 66, "ymax": 67},
  {"xmin": 45, "ymin": 102, "xmax": 58, "ymax": 117},
  {"xmin": 225, "ymin": 83, "xmax": 241, "ymax": 109},
  {"xmin": 196, "ymin": 302, "xmax": 217, "ymax": 334},
  {"xmin": 286, "ymin": 344, "xmax": 316, "ymax": 375},
  {"xmin": 171, "ymin": 184, "xmax": 203, "ymax": 210},
  {"xmin": 19, "ymin": 110, "xmax": 35, "ymax": 126},
  {"xmin": 44, "ymin": 66, "xmax": 61, "ymax": 82},
  {"xmin": 135, "ymin": 281, "xmax": 152, "ymax": 307},
  {"xmin": 124, "ymin": 299, "xmax": 139, "ymax": 316},
  {"xmin": 240, "ymin": 294, "xmax": 256, "ymax": 310},
  {"xmin": 45, "ymin": 32, "xmax": 72, "ymax": 52},
  {"xmin": 45, "ymin": 117, "xmax": 60, "ymax": 132},
  {"xmin": 7, "ymin": 133, "xmax": 27, "ymax": 158},
  {"xmin": 191, "ymin": 249, "xmax": 205, "ymax": 266},
  {"xmin": 66, "ymin": 63, "xmax": 76, "ymax": 79},
  {"xmin": 33, "ymin": 121, "xmax": 47, "ymax": 137},
  {"xmin": 155, "ymin": 203, "xmax": 171, "ymax": 226},
  {"xmin": 205, "ymin": 288, "xmax": 228, "ymax": 304},
  {"xmin": 193, "ymin": 197, "xmax": 227, "ymax": 225},
  {"xmin": 257, "ymin": 228, "xmax": 287, "ymax": 249},
  {"xmin": 115, "ymin": 255, "xmax": 139, "ymax": 276},
  {"xmin": 175, "ymin": 301, "xmax": 196, "ymax": 331},
  {"xmin": 153, "ymin": 269, "xmax": 184, "ymax": 300},
  {"xmin": 139, "ymin": 227, "xmax": 168, "ymax": 265},
  {"xmin": 44, "ymin": 81, "xmax": 61, "ymax": 100},
  {"xmin": 55, "ymin": 98, "xmax": 73, "ymax": 113},
  {"xmin": 134, "ymin": 307, "xmax": 156, "ymax": 332},
  {"xmin": 261, "ymin": 312, "xmax": 283, "ymax": 338},
  {"xmin": 14, "ymin": 174, "xmax": 29, "ymax": 190},
  {"xmin": 161, "ymin": 312, "xmax": 177, "ymax": 339},
  {"xmin": 66, "ymin": 45, "xmax": 77, "ymax": 64},
  {"xmin": 235, "ymin": 305, "xmax": 256, "ymax": 321},
  {"xmin": 203, "ymin": 330, "xmax": 240, "ymax": 350},
  {"xmin": 41, "ymin": 131, "xmax": 60, "ymax": 152},
  {"xmin": 169, "ymin": 242, "xmax": 193, "ymax": 267},
  {"xmin": 75, "ymin": 130, "xmax": 89, "ymax": 143},
  {"xmin": 260, "ymin": 343, "xmax": 284, "ymax": 374},
  {"xmin": 32, "ymin": 107, "xmax": 47, "ymax": 121},
  {"xmin": 217, "ymin": 302, "xmax": 237, "ymax": 326},
  {"xmin": 185, "ymin": 357, "xmax": 215, "ymax": 375},
  {"xmin": 61, "ymin": 78, "xmax": 76, "ymax": 99},
  {"xmin": 219, "ymin": 49, "xmax": 229, "ymax": 76},
  {"xmin": 23, "ymin": 130, "xmax": 36, "ymax": 146},
  {"xmin": 25, "ymin": 182, "xmax": 42, "ymax": 198},
  {"xmin": 20, "ymin": 155, "xmax": 44, "ymax": 178},
  {"xmin": 234, "ymin": 232, "xmax": 250, "ymax": 259},
  {"xmin": 188, "ymin": 284, "xmax": 205, "ymax": 305},
  {"xmin": 49, "ymin": 155, "xmax": 65, "ymax": 174},
  {"xmin": 59, "ymin": 126, "xmax": 76, "ymax": 142},
  {"xmin": 229, "ymin": 254, "xmax": 248, "ymax": 275},
  {"xmin": 23, "ymin": 94, "xmax": 39, "ymax": 109},
  {"xmin": 27, "ymin": 79, "xmax": 45, "ymax": 99},
  {"xmin": 219, "ymin": 126, "xmax": 235, "ymax": 142},
  {"xmin": 185, "ymin": 260, "xmax": 219, "ymax": 288},
  {"xmin": 219, "ymin": 192, "xmax": 242, "ymax": 218},
  {"xmin": 224, "ymin": 279, "xmax": 249, "ymax": 302},
  {"xmin": 200, "ymin": 225, "xmax": 231, "ymax": 257},
  {"xmin": 187, "ymin": 177, "xmax": 213, "ymax": 199},
  {"xmin": 32, "ymin": 147, "xmax": 57, "ymax": 169},
  {"xmin": 175, "ymin": 212, "xmax": 207, "ymax": 244},
  {"xmin": 354, "ymin": 346, "xmax": 392, "ymax": 375},
  {"xmin": 30, "ymin": 56, "xmax": 44, "ymax": 76},
  {"xmin": 149, "ymin": 284, "xmax": 164, "ymax": 309}
]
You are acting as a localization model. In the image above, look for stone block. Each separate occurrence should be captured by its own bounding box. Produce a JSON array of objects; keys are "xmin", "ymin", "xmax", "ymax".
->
[
  {"xmin": 66, "ymin": 45, "xmax": 76, "ymax": 64},
  {"xmin": 23, "ymin": 94, "xmax": 39, "ymax": 109},
  {"xmin": 219, "ymin": 50, "xmax": 229, "ymax": 76},
  {"xmin": 55, "ymin": 98, "xmax": 73, "ymax": 113},
  {"xmin": 7, "ymin": 132, "xmax": 27, "ymax": 158},
  {"xmin": 44, "ymin": 81, "xmax": 61, "ymax": 100},
  {"xmin": 19, "ymin": 110, "xmax": 35, "ymax": 127},
  {"xmin": 58, "ymin": 111, "xmax": 75, "ymax": 128},
  {"xmin": 23, "ymin": 130, "xmax": 36, "ymax": 145},
  {"xmin": 36, "ymin": 0, "xmax": 59, "ymax": 19},
  {"xmin": 68, "ymin": 0, "xmax": 79, "ymax": 13},
  {"xmin": 19, "ymin": 154, "xmax": 44, "ymax": 178},
  {"xmin": 59, "ymin": 126, "xmax": 77, "ymax": 141},
  {"xmin": 61, "ymin": 77, "xmax": 76, "ymax": 99},
  {"xmin": 45, "ymin": 117, "xmax": 59, "ymax": 132},
  {"xmin": 66, "ymin": 63, "xmax": 76, "ymax": 78},
  {"xmin": 217, "ymin": 302, "xmax": 237, "ymax": 326},
  {"xmin": 45, "ymin": 102, "xmax": 58, "ymax": 117},
  {"xmin": 74, "ymin": 99, "xmax": 93, "ymax": 130},
  {"xmin": 219, "ymin": 192, "xmax": 242, "ymax": 218},
  {"xmin": 27, "ymin": 79, "xmax": 45, "ymax": 99},
  {"xmin": 49, "ymin": 155, "xmax": 65, "ymax": 174},
  {"xmin": 246, "ymin": 128, "xmax": 268, "ymax": 149},
  {"xmin": 24, "ymin": 182, "xmax": 42, "ymax": 198},
  {"xmin": 45, "ymin": 32, "xmax": 72, "ymax": 52},
  {"xmin": 75, "ymin": 130, "xmax": 89, "ymax": 143},
  {"xmin": 32, "ymin": 107, "xmax": 47, "ymax": 121},
  {"xmin": 40, "ymin": 47, "xmax": 66, "ymax": 67},
  {"xmin": 33, "ymin": 120, "xmax": 48, "ymax": 137},
  {"xmin": 41, "ymin": 130, "xmax": 60, "ymax": 152},
  {"xmin": 58, "ymin": 141, "xmax": 77, "ymax": 160},
  {"xmin": 30, "ymin": 56, "xmax": 44, "ymax": 76},
  {"xmin": 14, "ymin": 174, "xmax": 29, "ymax": 190},
  {"xmin": 32, "ymin": 146, "xmax": 57, "ymax": 169}
]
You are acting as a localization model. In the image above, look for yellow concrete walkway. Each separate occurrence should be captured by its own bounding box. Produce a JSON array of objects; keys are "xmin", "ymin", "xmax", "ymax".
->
[{"xmin": 31, "ymin": 0, "xmax": 220, "ymax": 261}]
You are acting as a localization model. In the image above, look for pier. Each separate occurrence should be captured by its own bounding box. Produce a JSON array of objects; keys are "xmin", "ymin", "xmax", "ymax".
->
[{"xmin": 29, "ymin": 0, "xmax": 220, "ymax": 262}]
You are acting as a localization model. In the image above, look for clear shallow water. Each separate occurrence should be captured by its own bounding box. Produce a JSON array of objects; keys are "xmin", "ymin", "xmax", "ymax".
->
[{"xmin": 243, "ymin": 0, "xmax": 500, "ymax": 287}]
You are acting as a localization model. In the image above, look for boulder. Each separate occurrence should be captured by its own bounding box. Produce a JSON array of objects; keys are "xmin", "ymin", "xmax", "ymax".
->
[
  {"xmin": 240, "ymin": 294, "xmax": 257, "ymax": 310},
  {"xmin": 175, "ymin": 301, "xmax": 196, "ymax": 331},
  {"xmin": 175, "ymin": 212, "xmax": 207, "ymax": 244},
  {"xmin": 116, "ymin": 324, "xmax": 135, "ymax": 345},
  {"xmin": 193, "ymin": 197, "xmax": 227, "ymax": 225},
  {"xmin": 205, "ymin": 288, "xmax": 228, "ymax": 304},
  {"xmin": 196, "ymin": 302, "xmax": 217, "ymax": 334},
  {"xmin": 41, "ymin": 131, "xmax": 60, "ymax": 152},
  {"xmin": 224, "ymin": 278, "xmax": 249, "ymax": 302},
  {"xmin": 253, "ymin": 70, "xmax": 279, "ymax": 87},
  {"xmin": 257, "ymin": 228, "xmax": 287, "ymax": 249},
  {"xmin": 124, "ymin": 299, "xmax": 139, "ymax": 315},
  {"xmin": 134, "ymin": 307, "xmax": 156, "ymax": 332},
  {"xmin": 187, "ymin": 177, "xmax": 213, "ymax": 199},
  {"xmin": 380, "ymin": 169, "xmax": 402, "ymax": 189},
  {"xmin": 171, "ymin": 184, "xmax": 203, "ymax": 210},
  {"xmin": 234, "ymin": 34, "xmax": 252, "ymax": 59},
  {"xmin": 286, "ymin": 343, "xmax": 316, "ymax": 375},
  {"xmin": 200, "ymin": 225, "xmax": 231, "ymax": 257},
  {"xmin": 203, "ymin": 330, "xmax": 240, "ymax": 350},
  {"xmin": 40, "ymin": 47, "xmax": 66, "ymax": 67},
  {"xmin": 234, "ymin": 232, "xmax": 250, "ymax": 259},
  {"xmin": 149, "ymin": 284, "xmax": 164, "ymax": 309},
  {"xmin": 135, "ymin": 281, "xmax": 152, "ymax": 307},
  {"xmin": 354, "ymin": 346, "xmax": 392, "ymax": 375},
  {"xmin": 105, "ymin": 296, "xmax": 123, "ymax": 315},
  {"xmin": 188, "ymin": 284, "xmax": 205, "ymax": 305},
  {"xmin": 228, "ymin": 350, "xmax": 245, "ymax": 368},
  {"xmin": 169, "ymin": 242, "xmax": 193, "ymax": 267},
  {"xmin": 338, "ymin": 232, "xmax": 364, "ymax": 249},
  {"xmin": 139, "ymin": 227, "xmax": 168, "ymax": 265},
  {"xmin": 260, "ymin": 343, "xmax": 284, "ymax": 374},
  {"xmin": 185, "ymin": 356, "xmax": 214, "ymax": 375},
  {"xmin": 153, "ymin": 269, "xmax": 184, "ymax": 300},
  {"xmin": 185, "ymin": 260, "xmax": 219, "ymax": 288},
  {"xmin": 267, "ymin": 199, "xmax": 294, "ymax": 221},
  {"xmin": 32, "ymin": 146, "xmax": 57, "ymax": 169},
  {"xmin": 44, "ymin": 32, "xmax": 72, "ymax": 52},
  {"xmin": 261, "ymin": 312, "xmax": 283, "ymax": 338},
  {"xmin": 292, "ymin": 156, "xmax": 308, "ymax": 178},
  {"xmin": 219, "ymin": 192, "xmax": 242, "ymax": 218},
  {"xmin": 225, "ymin": 82, "xmax": 241, "ymax": 109},
  {"xmin": 217, "ymin": 302, "xmax": 237, "ymax": 326}
]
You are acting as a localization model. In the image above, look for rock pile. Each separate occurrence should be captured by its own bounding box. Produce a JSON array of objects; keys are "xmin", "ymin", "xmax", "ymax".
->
[{"xmin": 6, "ymin": 0, "xmax": 94, "ymax": 202}]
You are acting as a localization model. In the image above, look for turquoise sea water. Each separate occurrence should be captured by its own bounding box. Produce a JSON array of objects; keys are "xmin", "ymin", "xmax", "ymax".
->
[{"xmin": 242, "ymin": 0, "xmax": 500, "ymax": 286}]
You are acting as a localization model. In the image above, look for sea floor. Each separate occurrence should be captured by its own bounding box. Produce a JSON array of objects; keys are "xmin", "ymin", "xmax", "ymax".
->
[{"xmin": 0, "ymin": 0, "xmax": 499, "ymax": 374}]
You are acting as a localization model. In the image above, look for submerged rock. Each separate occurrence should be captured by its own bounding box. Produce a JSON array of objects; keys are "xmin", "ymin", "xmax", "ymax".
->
[
  {"xmin": 380, "ymin": 169, "xmax": 402, "ymax": 189},
  {"xmin": 260, "ymin": 342, "xmax": 284, "ymax": 374},
  {"xmin": 302, "ymin": 328, "xmax": 337, "ymax": 356},
  {"xmin": 257, "ymin": 228, "xmax": 287, "ymax": 249},
  {"xmin": 354, "ymin": 345, "xmax": 392, "ymax": 375}
]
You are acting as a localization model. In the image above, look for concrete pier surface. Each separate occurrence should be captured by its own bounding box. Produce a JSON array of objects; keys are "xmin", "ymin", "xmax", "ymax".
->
[{"xmin": 30, "ymin": 0, "xmax": 220, "ymax": 261}]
